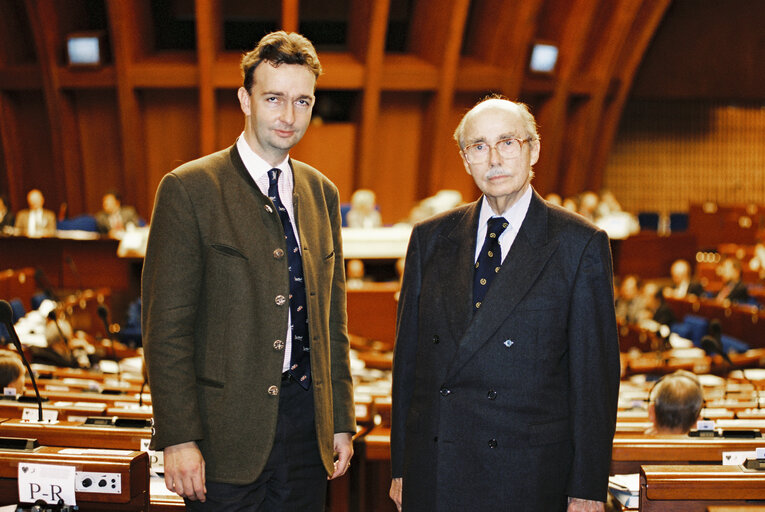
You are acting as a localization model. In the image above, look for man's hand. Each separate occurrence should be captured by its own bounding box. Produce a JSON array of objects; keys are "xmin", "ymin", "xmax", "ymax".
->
[
  {"xmin": 164, "ymin": 441, "xmax": 206, "ymax": 501},
  {"xmin": 567, "ymin": 497, "xmax": 604, "ymax": 511},
  {"xmin": 329, "ymin": 433, "xmax": 353, "ymax": 480},
  {"xmin": 389, "ymin": 477, "xmax": 402, "ymax": 511}
]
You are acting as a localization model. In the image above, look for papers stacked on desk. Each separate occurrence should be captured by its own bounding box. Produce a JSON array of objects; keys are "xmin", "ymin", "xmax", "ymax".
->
[{"xmin": 608, "ymin": 473, "xmax": 639, "ymax": 509}]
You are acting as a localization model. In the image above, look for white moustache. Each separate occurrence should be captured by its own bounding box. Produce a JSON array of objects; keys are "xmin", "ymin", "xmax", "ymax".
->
[{"xmin": 486, "ymin": 168, "xmax": 511, "ymax": 179}]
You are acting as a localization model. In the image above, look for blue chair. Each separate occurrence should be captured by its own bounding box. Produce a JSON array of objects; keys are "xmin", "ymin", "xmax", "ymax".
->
[
  {"xmin": 9, "ymin": 298, "xmax": 25, "ymax": 322},
  {"xmin": 31, "ymin": 291, "xmax": 54, "ymax": 310},
  {"xmin": 118, "ymin": 298, "xmax": 143, "ymax": 347},
  {"xmin": 671, "ymin": 314, "xmax": 709, "ymax": 346},
  {"xmin": 57, "ymin": 214, "xmax": 99, "ymax": 232},
  {"xmin": 720, "ymin": 334, "xmax": 749, "ymax": 354},
  {"xmin": 669, "ymin": 213, "xmax": 689, "ymax": 232},
  {"xmin": 638, "ymin": 212, "xmax": 660, "ymax": 231},
  {"xmin": 340, "ymin": 203, "xmax": 351, "ymax": 227}
]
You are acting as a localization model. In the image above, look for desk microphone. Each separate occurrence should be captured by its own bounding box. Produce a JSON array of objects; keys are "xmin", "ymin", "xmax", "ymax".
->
[
  {"xmin": 65, "ymin": 255, "xmax": 83, "ymax": 292},
  {"xmin": 34, "ymin": 267, "xmax": 59, "ymax": 302},
  {"xmin": 0, "ymin": 300, "xmax": 44, "ymax": 422},
  {"xmin": 98, "ymin": 304, "xmax": 121, "ymax": 380}
]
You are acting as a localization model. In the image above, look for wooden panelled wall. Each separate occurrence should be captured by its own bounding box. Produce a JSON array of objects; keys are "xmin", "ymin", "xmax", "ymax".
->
[
  {"xmin": 0, "ymin": 0, "xmax": 670, "ymax": 225},
  {"xmin": 605, "ymin": 100, "xmax": 765, "ymax": 216}
]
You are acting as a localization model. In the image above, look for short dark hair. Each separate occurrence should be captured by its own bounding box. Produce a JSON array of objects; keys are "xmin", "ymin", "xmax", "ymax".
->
[
  {"xmin": 0, "ymin": 354, "xmax": 23, "ymax": 390},
  {"xmin": 241, "ymin": 31, "xmax": 322, "ymax": 93},
  {"xmin": 651, "ymin": 371, "xmax": 703, "ymax": 433}
]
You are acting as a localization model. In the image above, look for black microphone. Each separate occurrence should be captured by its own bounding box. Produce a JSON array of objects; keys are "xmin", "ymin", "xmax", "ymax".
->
[
  {"xmin": 65, "ymin": 255, "xmax": 83, "ymax": 292},
  {"xmin": 34, "ymin": 267, "xmax": 58, "ymax": 302},
  {"xmin": 0, "ymin": 300, "xmax": 45, "ymax": 422},
  {"xmin": 98, "ymin": 304, "xmax": 121, "ymax": 380}
]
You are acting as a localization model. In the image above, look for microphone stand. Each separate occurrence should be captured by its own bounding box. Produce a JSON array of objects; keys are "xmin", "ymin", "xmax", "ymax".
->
[{"xmin": 0, "ymin": 300, "xmax": 45, "ymax": 422}]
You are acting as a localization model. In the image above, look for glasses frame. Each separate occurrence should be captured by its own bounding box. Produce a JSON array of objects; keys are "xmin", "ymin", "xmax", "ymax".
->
[{"xmin": 461, "ymin": 137, "xmax": 536, "ymax": 165}]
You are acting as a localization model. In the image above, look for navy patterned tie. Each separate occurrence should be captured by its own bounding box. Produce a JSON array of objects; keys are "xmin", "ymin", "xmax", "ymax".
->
[
  {"xmin": 473, "ymin": 217, "xmax": 509, "ymax": 310},
  {"xmin": 268, "ymin": 168, "xmax": 311, "ymax": 389}
]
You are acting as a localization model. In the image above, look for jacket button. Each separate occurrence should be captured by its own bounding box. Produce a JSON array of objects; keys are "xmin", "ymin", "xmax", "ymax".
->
[
  {"xmin": 439, "ymin": 386, "xmax": 451, "ymax": 397},
  {"xmin": 432, "ymin": 335, "xmax": 440, "ymax": 344},
  {"xmin": 488, "ymin": 439, "xmax": 497, "ymax": 448},
  {"xmin": 487, "ymin": 389, "xmax": 497, "ymax": 400},
  {"xmin": 273, "ymin": 248, "xmax": 284, "ymax": 259},
  {"xmin": 275, "ymin": 295, "xmax": 286, "ymax": 306},
  {"xmin": 264, "ymin": 204, "xmax": 274, "ymax": 213},
  {"xmin": 273, "ymin": 340, "xmax": 285, "ymax": 351},
  {"xmin": 267, "ymin": 385, "xmax": 279, "ymax": 396}
]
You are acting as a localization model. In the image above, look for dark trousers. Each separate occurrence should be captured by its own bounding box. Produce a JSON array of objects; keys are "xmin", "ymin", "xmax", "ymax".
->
[{"xmin": 185, "ymin": 377, "xmax": 326, "ymax": 511}]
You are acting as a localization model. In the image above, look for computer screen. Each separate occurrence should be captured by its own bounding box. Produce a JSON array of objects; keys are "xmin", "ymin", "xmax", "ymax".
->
[
  {"xmin": 529, "ymin": 43, "xmax": 559, "ymax": 74},
  {"xmin": 67, "ymin": 36, "xmax": 102, "ymax": 66}
]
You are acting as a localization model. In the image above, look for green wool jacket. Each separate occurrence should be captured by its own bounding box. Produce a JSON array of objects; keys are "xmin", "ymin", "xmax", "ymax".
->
[{"xmin": 142, "ymin": 144, "xmax": 355, "ymax": 484}]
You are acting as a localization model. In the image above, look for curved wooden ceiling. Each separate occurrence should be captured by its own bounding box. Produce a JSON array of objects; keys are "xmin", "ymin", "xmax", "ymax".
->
[{"xmin": 0, "ymin": 0, "xmax": 671, "ymax": 223}]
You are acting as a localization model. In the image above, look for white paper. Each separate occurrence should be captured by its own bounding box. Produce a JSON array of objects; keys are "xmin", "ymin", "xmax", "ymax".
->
[
  {"xmin": 17, "ymin": 462, "xmax": 76, "ymax": 506},
  {"xmin": 22, "ymin": 408, "xmax": 58, "ymax": 422},
  {"xmin": 723, "ymin": 450, "xmax": 756, "ymax": 465}
]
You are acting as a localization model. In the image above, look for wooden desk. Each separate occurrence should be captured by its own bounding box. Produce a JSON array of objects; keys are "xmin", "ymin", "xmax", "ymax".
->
[
  {"xmin": 0, "ymin": 399, "xmax": 107, "ymax": 421},
  {"xmin": 0, "ymin": 419, "xmax": 150, "ymax": 451},
  {"xmin": 611, "ymin": 233, "xmax": 697, "ymax": 278},
  {"xmin": 640, "ymin": 465, "xmax": 765, "ymax": 511},
  {"xmin": 0, "ymin": 445, "xmax": 150, "ymax": 511},
  {"xmin": 612, "ymin": 436, "xmax": 765, "ymax": 474},
  {"xmin": 346, "ymin": 283, "xmax": 399, "ymax": 349}
]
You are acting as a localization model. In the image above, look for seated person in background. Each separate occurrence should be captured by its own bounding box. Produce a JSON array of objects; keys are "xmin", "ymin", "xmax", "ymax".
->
[
  {"xmin": 749, "ymin": 241, "xmax": 765, "ymax": 280},
  {"xmin": 665, "ymin": 259, "xmax": 704, "ymax": 299},
  {"xmin": 646, "ymin": 370, "xmax": 703, "ymax": 435},
  {"xmin": 346, "ymin": 258, "xmax": 367, "ymax": 289},
  {"xmin": 95, "ymin": 190, "xmax": 140, "ymax": 238},
  {"xmin": 577, "ymin": 190, "xmax": 599, "ymax": 221},
  {"xmin": 544, "ymin": 192, "xmax": 562, "ymax": 206},
  {"xmin": 643, "ymin": 283, "xmax": 676, "ymax": 327},
  {"xmin": 0, "ymin": 352, "xmax": 25, "ymax": 395},
  {"xmin": 615, "ymin": 274, "xmax": 644, "ymax": 324},
  {"xmin": 715, "ymin": 256, "xmax": 751, "ymax": 304},
  {"xmin": 14, "ymin": 188, "xmax": 56, "ymax": 237},
  {"xmin": 346, "ymin": 189, "xmax": 382, "ymax": 228},
  {"xmin": 0, "ymin": 194, "xmax": 15, "ymax": 234},
  {"xmin": 27, "ymin": 313, "xmax": 90, "ymax": 368}
]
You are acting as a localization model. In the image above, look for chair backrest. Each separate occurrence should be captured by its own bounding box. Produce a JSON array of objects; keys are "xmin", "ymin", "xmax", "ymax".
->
[
  {"xmin": 638, "ymin": 212, "xmax": 660, "ymax": 230},
  {"xmin": 56, "ymin": 214, "xmax": 99, "ymax": 232}
]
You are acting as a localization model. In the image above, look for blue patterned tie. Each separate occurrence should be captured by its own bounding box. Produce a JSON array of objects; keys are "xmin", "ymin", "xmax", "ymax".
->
[
  {"xmin": 473, "ymin": 217, "xmax": 509, "ymax": 310},
  {"xmin": 268, "ymin": 168, "xmax": 311, "ymax": 389}
]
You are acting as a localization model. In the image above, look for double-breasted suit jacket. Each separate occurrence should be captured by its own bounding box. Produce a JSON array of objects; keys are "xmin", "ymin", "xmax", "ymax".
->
[
  {"xmin": 391, "ymin": 190, "xmax": 620, "ymax": 511},
  {"xmin": 142, "ymin": 143, "xmax": 355, "ymax": 485}
]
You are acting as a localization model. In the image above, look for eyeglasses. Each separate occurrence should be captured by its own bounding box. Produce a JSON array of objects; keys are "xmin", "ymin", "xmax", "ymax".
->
[{"xmin": 461, "ymin": 137, "xmax": 535, "ymax": 164}]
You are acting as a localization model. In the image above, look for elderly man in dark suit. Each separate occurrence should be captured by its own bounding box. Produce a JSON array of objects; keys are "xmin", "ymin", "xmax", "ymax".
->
[
  {"xmin": 390, "ymin": 97, "xmax": 620, "ymax": 512},
  {"xmin": 142, "ymin": 31, "xmax": 354, "ymax": 511}
]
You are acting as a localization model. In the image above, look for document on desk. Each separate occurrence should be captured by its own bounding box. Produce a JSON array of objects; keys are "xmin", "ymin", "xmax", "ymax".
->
[{"xmin": 608, "ymin": 473, "xmax": 639, "ymax": 508}]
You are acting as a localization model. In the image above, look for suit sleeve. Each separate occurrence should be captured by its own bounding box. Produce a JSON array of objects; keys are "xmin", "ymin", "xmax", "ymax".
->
[
  {"xmin": 566, "ymin": 229, "xmax": 620, "ymax": 501},
  {"xmin": 390, "ymin": 225, "xmax": 423, "ymax": 478},
  {"xmin": 327, "ymin": 186, "xmax": 356, "ymax": 433},
  {"xmin": 142, "ymin": 173, "xmax": 205, "ymax": 450}
]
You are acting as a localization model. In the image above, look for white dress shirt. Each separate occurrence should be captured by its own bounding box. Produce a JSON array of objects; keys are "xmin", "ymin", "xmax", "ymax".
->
[{"xmin": 474, "ymin": 184, "xmax": 533, "ymax": 264}]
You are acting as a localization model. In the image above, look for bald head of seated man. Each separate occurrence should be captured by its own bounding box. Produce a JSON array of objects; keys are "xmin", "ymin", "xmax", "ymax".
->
[{"xmin": 647, "ymin": 370, "xmax": 703, "ymax": 435}]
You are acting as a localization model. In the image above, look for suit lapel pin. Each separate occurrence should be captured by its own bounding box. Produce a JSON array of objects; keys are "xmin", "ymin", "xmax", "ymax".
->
[{"xmin": 503, "ymin": 339, "xmax": 514, "ymax": 348}]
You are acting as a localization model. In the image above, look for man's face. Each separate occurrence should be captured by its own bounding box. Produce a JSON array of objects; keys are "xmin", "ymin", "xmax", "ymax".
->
[
  {"xmin": 238, "ymin": 63, "xmax": 316, "ymax": 165},
  {"xmin": 27, "ymin": 190, "xmax": 43, "ymax": 209},
  {"xmin": 460, "ymin": 104, "xmax": 539, "ymax": 212},
  {"xmin": 103, "ymin": 194, "xmax": 119, "ymax": 214}
]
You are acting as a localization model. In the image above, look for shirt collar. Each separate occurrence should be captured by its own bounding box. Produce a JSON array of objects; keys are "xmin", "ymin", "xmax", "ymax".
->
[
  {"xmin": 478, "ymin": 184, "xmax": 533, "ymax": 232},
  {"xmin": 236, "ymin": 133, "xmax": 292, "ymax": 184}
]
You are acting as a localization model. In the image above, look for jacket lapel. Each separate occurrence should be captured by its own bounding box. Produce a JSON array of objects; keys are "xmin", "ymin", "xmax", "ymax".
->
[
  {"xmin": 445, "ymin": 190, "xmax": 559, "ymax": 378},
  {"xmin": 435, "ymin": 202, "xmax": 481, "ymax": 345}
]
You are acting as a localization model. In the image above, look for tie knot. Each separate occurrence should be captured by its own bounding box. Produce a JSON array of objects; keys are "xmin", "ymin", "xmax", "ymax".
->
[
  {"xmin": 487, "ymin": 217, "xmax": 509, "ymax": 239},
  {"xmin": 268, "ymin": 168, "xmax": 281, "ymax": 185}
]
